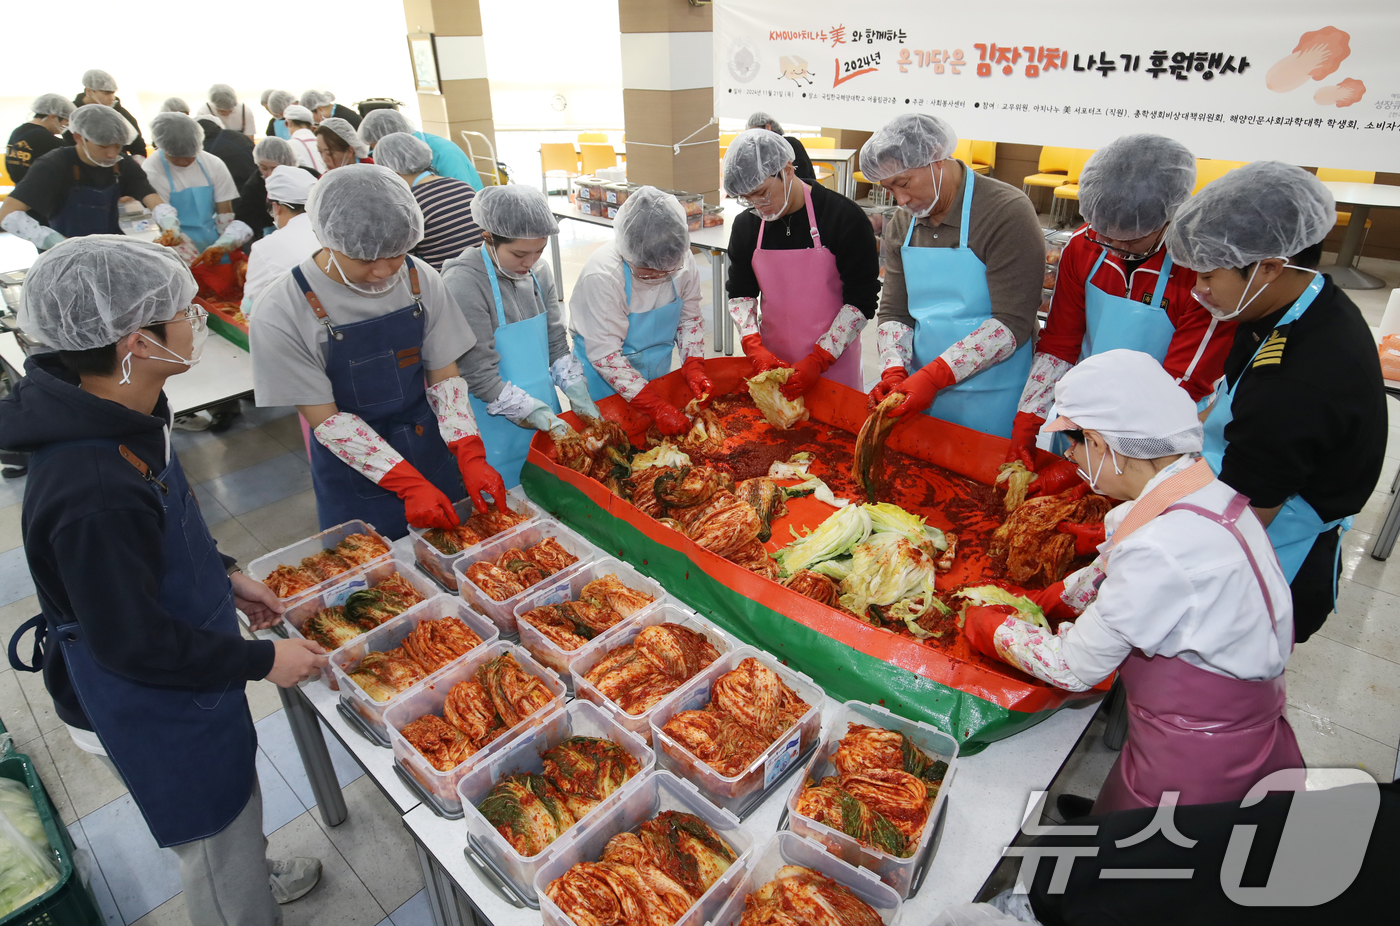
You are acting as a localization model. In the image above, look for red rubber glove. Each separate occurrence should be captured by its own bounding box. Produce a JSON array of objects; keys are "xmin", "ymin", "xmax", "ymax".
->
[
  {"xmin": 448, "ymin": 435, "xmax": 508, "ymax": 514},
  {"xmin": 741, "ymin": 334, "xmax": 788, "ymax": 376},
  {"xmin": 1026, "ymin": 458, "xmax": 1086, "ymax": 498},
  {"xmin": 867, "ymin": 366, "xmax": 909, "ymax": 409},
  {"xmin": 682, "ymin": 356, "xmax": 713, "ymax": 401},
  {"xmin": 1006, "ymin": 412, "xmax": 1045, "ymax": 471},
  {"xmin": 631, "ymin": 382, "xmax": 689, "ymax": 436},
  {"xmin": 1058, "ymin": 521, "xmax": 1106, "ymax": 556},
  {"xmin": 780, "ymin": 345, "xmax": 835, "ymax": 399},
  {"xmin": 962, "ymin": 605, "xmax": 1017, "ymax": 660},
  {"xmin": 378, "ymin": 458, "xmax": 460, "ymax": 530},
  {"xmin": 1029, "ymin": 581, "xmax": 1079, "ymax": 622},
  {"xmin": 891, "ymin": 358, "xmax": 957, "ymax": 418}
]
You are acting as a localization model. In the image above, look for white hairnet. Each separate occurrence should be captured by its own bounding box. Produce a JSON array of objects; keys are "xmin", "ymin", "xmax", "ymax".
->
[
  {"xmin": 266, "ymin": 165, "xmax": 316, "ymax": 205},
  {"xmin": 1047, "ymin": 349, "xmax": 1203, "ymax": 458},
  {"xmin": 253, "ymin": 136, "xmax": 295, "ymax": 167},
  {"xmin": 471, "ymin": 184, "xmax": 558, "ymax": 239},
  {"xmin": 1078, "ymin": 135, "xmax": 1196, "ymax": 240},
  {"xmin": 722, "ymin": 129, "xmax": 794, "ymax": 196},
  {"xmin": 260, "ymin": 89, "xmax": 273, "ymax": 107},
  {"xmin": 208, "ymin": 84, "xmax": 238, "ymax": 111},
  {"xmin": 267, "ymin": 90, "xmax": 295, "ymax": 116},
  {"xmin": 1166, "ymin": 161, "xmax": 1335, "ymax": 271},
  {"xmin": 283, "ymin": 105, "xmax": 315, "ymax": 125},
  {"xmin": 359, "ymin": 108, "xmax": 414, "ymax": 146},
  {"xmin": 160, "ymin": 97, "xmax": 189, "ymax": 114},
  {"xmin": 307, "ymin": 164, "xmax": 424, "ymax": 260},
  {"xmin": 615, "ymin": 186, "xmax": 689, "ymax": 272},
  {"xmin": 19, "ymin": 236, "xmax": 197, "ymax": 351},
  {"xmin": 318, "ymin": 117, "xmax": 368, "ymax": 160},
  {"xmin": 31, "ymin": 94, "xmax": 75, "ymax": 119},
  {"xmin": 69, "ymin": 104, "xmax": 135, "ymax": 147},
  {"xmin": 300, "ymin": 90, "xmax": 327, "ymax": 110},
  {"xmin": 372, "ymin": 132, "xmax": 432, "ymax": 174},
  {"xmin": 81, "ymin": 69, "xmax": 117, "ymax": 92},
  {"xmin": 746, "ymin": 111, "xmax": 782, "ymax": 134},
  {"xmin": 151, "ymin": 112, "xmax": 203, "ymax": 159},
  {"xmin": 859, "ymin": 113, "xmax": 959, "ymax": 182}
]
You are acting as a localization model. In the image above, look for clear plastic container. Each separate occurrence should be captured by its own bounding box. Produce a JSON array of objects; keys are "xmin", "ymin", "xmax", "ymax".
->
[
  {"xmin": 248, "ymin": 519, "xmax": 393, "ymax": 606},
  {"xmin": 382, "ymin": 641, "xmax": 567, "ymax": 817},
  {"xmin": 329, "ymin": 593, "xmax": 500, "ymax": 744},
  {"xmin": 574, "ymin": 177, "xmax": 604, "ymax": 202},
  {"xmin": 456, "ymin": 700, "xmax": 655, "ymax": 908},
  {"xmin": 602, "ymin": 182, "xmax": 631, "ymax": 205},
  {"xmin": 685, "ymin": 212, "xmax": 702, "ymax": 232},
  {"xmin": 409, "ymin": 488, "xmax": 545, "ymax": 592},
  {"xmin": 453, "ymin": 520, "xmax": 598, "ymax": 635},
  {"xmin": 784, "ymin": 700, "xmax": 959, "ymax": 897},
  {"xmin": 534, "ymin": 770, "xmax": 755, "ymax": 926},
  {"xmin": 702, "ymin": 203, "xmax": 724, "ymax": 228},
  {"xmin": 669, "ymin": 190, "xmax": 704, "ymax": 217},
  {"xmin": 708, "ymin": 831, "xmax": 902, "ymax": 926},
  {"xmin": 571, "ymin": 604, "xmax": 734, "ymax": 746},
  {"xmin": 512, "ymin": 557, "xmax": 667, "ymax": 684},
  {"xmin": 648, "ymin": 646, "xmax": 824, "ymax": 817}
]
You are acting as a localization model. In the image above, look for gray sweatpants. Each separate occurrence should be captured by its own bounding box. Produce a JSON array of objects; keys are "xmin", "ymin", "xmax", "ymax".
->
[{"xmin": 170, "ymin": 781, "xmax": 281, "ymax": 926}]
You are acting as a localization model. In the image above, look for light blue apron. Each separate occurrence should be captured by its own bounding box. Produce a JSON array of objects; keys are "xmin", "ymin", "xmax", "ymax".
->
[
  {"xmin": 1082, "ymin": 249, "xmax": 1175, "ymax": 360},
  {"xmin": 468, "ymin": 250, "xmax": 561, "ymax": 489},
  {"xmin": 273, "ymin": 118, "xmax": 290, "ymax": 140},
  {"xmin": 1201, "ymin": 272, "xmax": 1351, "ymax": 583},
  {"xmin": 572, "ymin": 262, "xmax": 683, "ymax": 401},
  {"xmin": 161, "ymin": 153, "xmax": 219, "ymax": 251},
  {"xmin": 906, "ymin": 165, "xmax": 1033, "ymax": 439}
]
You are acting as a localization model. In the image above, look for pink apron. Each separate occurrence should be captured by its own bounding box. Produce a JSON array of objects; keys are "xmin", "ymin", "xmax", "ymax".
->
[
  {"xmin": 1092, "ymin": 477, "xmax": 1304, "ymax": 814},
  {"xmin": 751, "ymin": 181, "xmax": 864, "ymax": 391}
]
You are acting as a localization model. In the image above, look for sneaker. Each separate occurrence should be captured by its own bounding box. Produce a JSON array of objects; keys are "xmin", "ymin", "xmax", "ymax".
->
[
  {"xmin": 208, "ymin": 411, "xmax": 239, "ymax": 433},
  {"xmin": 173, "ymin": 412, "xmax": 212, "ymax": 432},
  {"xmin": 269, "ymin": 856, "xmax": 322, "ymax": 904}
]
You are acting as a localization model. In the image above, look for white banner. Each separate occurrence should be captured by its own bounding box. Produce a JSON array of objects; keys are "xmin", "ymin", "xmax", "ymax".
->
[{"xmin": 714, "ymin": 0, "xmax": 1400, "ymax": 172}]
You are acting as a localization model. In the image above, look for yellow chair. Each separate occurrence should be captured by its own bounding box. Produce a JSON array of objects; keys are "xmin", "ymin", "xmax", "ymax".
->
[
  {"xmin": 577, "ymin": 132, "xmax": 608, "ymax": 143},
  {"xmin": 951, "ymin": 139, "xmax": 973, "ymax": 162},
  {"xmin": 1318, "ymin": 167, "xmax": 1377, "ymax": 253},
  {"xmin": 1022, "ymin": 147, "xmax": 1081, "ymax": 192},
  {"xmin": 969, "ymin": 140, "xmax": 996, "ymax": 175},
  {"xmin": 540, "ymin": 142, "xmax": 580, "ymax": 195},
  {"xmin": 1050, "ymin": 149, "xmax": 1096, "ymax": 226},
  {"xmin": 1191, "ymin": 159, "xmax": 1247, "ymax": 195},
  {"xmin": 801, "ymin": 136, "xmax": 840, "ymax": 189},
  {"xmin": 580, "ymin": 143, "xmax": 617, "ymax": 176}
]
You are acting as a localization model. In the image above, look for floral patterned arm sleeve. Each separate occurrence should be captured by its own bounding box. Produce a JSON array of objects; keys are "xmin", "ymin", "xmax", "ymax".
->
[
  {"xmin": 991, "ymin": 618, "xmax": 1092, "ymax": 692},
  {"xmin": 1017, "ymin": 351, "xmax": 1076, "ymax": 417},
  {"xmin": 677, "ymin": 312, "xmax": 707, "ymax": 362},
  {"xmin": 312, "ymin": 412, "xmax": 405, "ymax": 484},
  {"xmin": 815, "ymin": 305, "xmax": 867, "ymax": 360},
  {"xmin": 594, "ymin": 351, "xmax": 648, "ymax": 402},
  {"xmin": 877, "ymin": 320, "xmax": 913, "ymax": 372},
  {"xmin": 424, "ymin": 376, "xmax": 480, "ymax": 444},
  {"xmin": 728, "ymin": 297, "xmax": 760, "ymax": 338},
  {"xmin": 938, "ymin": 318, "xmax": 1018, "ymax": 383}
]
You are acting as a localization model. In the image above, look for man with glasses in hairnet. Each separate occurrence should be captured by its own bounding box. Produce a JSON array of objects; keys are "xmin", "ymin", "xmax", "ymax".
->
[
  {"xmin": 250, "ymin": 164, "xmax": 508, "ymax": 538},
  {"xmin": 6, "ymin": 94, "xmax": 75, "ymax": 184},
  {"xmin": 144, "ymin": 112, "xmax": 253, "ymax": 265},
  {"xmin": 1, "ymin": 237, "xmax": 326, "ymax": 917},
  {"xmin": 568, "ymin": 186, "xmax": 708, "ymax": 436},
  {"xmin": 1166, "ymin": 162, "xmax": 1387, "ymax": 642},
  {"xmin": 61, "ymin": 69, "xmax": 146, "ymax": 160}
]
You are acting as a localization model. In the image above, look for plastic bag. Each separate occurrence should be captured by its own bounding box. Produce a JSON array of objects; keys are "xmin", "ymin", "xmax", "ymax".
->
[
  {"xmin": 0, "ymin": 779, "xmax": 47, "ymax": 852},
  {"xmin": 0, "ymin": 803, "xmax": 58, "ymax": 916},
  {"xmin": 931, "ymin": 902, "xmax": 1038, "ymax": 926}
]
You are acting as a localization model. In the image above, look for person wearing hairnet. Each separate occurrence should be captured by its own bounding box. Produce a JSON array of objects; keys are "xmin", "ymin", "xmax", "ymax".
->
[
  {"xmin": 235, "ymin": 137, "xmax": 318, "ymax": 245},
  {"xmin": 0, "ymin": 236, "xmax": 327, "ymax": 915},
  {"xmin": 250, "ymin": 164, "xmax": 507, "ymax": 537},
  {"xmin": 61, "ymin": 69, "xmax": 146, "ymax": 159},
  {"xmin": 195, "ymin": 83, "xmax": 257, "ymax": 139},
  {"xmin": 442, "ymin": 184, "xmax": 593, "ymax": 487},
  {"xmin": 160, "ymin": 97, "xmax": 189, "ymax": 114},
  {"xmin": 744, "ymin": 112, "xmax": 815, "ymax": 181},
  {"xmin": 301, "ymin": 90, "xmax": 362, "ymax": 130},
  {"xmin": 721, "ymin": 129, "xmax": 879, "ymax": 396},
  {"xmin": 6, "ymin": 94, "xmax": 74, "ymax": 183},
  {"xmin": 314, "ymin": 117, "xmax": 370, "ymax": 171},
  {"xmin": 241, "ymin": 166, "xmax": 319, "ymax": 318},
  {"xmin": 1166, "ymin": 161, "xmax": 1386, "ymax": 642},
  {"xmin": 359, "ymin": 108, "xmax": 484, "ymax": 190},
  {"xmin": 568, "ymin": 186, "xmax": 707, "ymax": 436},
  {"xmin": 264, "ymin": 89, "xmax": 295, "ymax": 140},
  {"xmin": 143, "ymin": 113, "xmax": 252, "ymax": 261},
  {"xmin": 861, "ymin": 114, "xmax": 1044, "ymax": 438},
  {"xmin": 964, "ymin": 350, "xmax": 1301, "ymax": 815},
  {"xmin": 195, "ymin": 115, "xmax": 255, "ymax": 191},
  {"xmin": 375, "ymin": 133, "xmax": 482, "ymax": 270},
  {"xmin": 2, "ymin": 105, "xmax": 171, "ymax": 247},
  {"xmin": 283, "ymin": 105, "xmax": 327, "ymax": 173}
]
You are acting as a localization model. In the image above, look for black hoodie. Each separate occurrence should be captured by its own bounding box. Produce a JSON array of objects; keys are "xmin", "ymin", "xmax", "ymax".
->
[{"xmin": 0, "ymin": 355, "xmax": 275, "ymax": 729}]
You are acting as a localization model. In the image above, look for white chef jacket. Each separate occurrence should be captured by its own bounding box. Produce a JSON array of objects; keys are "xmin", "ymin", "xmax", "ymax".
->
[
  {"xmin": 241, "ymin": 213, "xmax": 321, "ymax": 318},
  {"xmin": 567, "ymin": 240, "xmax": 703, "ymax": 370},
  {"xmin": 194, "ymin": 101, "xmax": 257, "ymax": 136},
  {"xmin": 141, "ymin": 150, "xmax": 239, "ymax": 204},
  {"xmin": 288, "ymin": 129, "xmax": 327, "ymax": 174}
]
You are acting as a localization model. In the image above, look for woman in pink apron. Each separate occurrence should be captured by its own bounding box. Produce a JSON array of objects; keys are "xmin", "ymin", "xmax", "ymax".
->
[
  {"xmin": 964, "ymin": 350, "xmax": 1303, "ymax": 814},
  {"xmin": 720, "ymin": 129, "xmax": 880, "ymax": 397}
]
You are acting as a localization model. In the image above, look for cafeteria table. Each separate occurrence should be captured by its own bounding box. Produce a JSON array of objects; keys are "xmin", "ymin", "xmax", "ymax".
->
[{"xmin": 1319, "ymin": 180, "xmax": 1400, "ymax": 290}]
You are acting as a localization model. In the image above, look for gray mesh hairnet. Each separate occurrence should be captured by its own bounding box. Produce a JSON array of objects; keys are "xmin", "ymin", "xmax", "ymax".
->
[
  {"xmin": 267, "ymin": 90, "xmax": 295, "ymax": 116},
  {"xmin": 31, "ymin": 94, "xmax": 75, "ymax": 119},
  {"xmin": 722, "ymin": 129, "xmax": 794, "ymax": 196},
  {"xmin": 615, "ymin": 186, "xmax": 689, "ymax": 272},
  {"xmin": 300, "ymin": 90, "xmax": 326, "ymax": 110},
  {"xmin": 359, "ymin": 108, "xmax": 414, "ymax": 146},
  {"xmin": 1166, "ymin": 161, "xmax": 1335, "ymax": 271},
  {"xmin": 373, "ymin": 133, "xmax": 433, "ymax": 174},
  {"xmin": 260, "ymin": 89, "xmax": 273, "ymax": 107},
  {"xmin": 208, "ymin": 84, "xmax": 238, "ymax": 111},
  {"xmin": 307, "ymin": 164, "xmax": 424, "ymax": 260},
  {"xmin": 859, "ymin": 114, "xmax": 958, "ymax": 182},
  {"xmin": 151, "ymin": 113, "xmax": 203, "ymax": 158},
  {"xmin": 81, "ymin": 69, "xmax": 117, "ymax": 92},
  {"xmin": 19, "ymin": 236, "xmax": 197, "ymax": 351},
  {"xmin": 746, "ymin": 112, "xmax": 782, "ymax": 134},
  {"xmin": 69, "ymin": 104, "xmax": 135, "ymax": 146},
  {"xmin": 1078, "ymin": 135, "xmax": 1196, "ymax": 240},
  {"xmin": 318, "ymin": 117, "xmax": 368, "ymax": 160},
  {"xmin": 160, "ymin": 97, "xmax": 189, "ymax": 114},
  {"xmin": 471, "ymin": 184, "xmax": 558, "ymax": 238},
  {"xmin": 253, "ymin": 136, "xmax": 295, "ymax": 167}
]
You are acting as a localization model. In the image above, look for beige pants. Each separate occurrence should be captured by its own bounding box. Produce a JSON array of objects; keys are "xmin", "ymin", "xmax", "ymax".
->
[{"xmin": 170, "ymin": 781, "xmax": 280, "ymax": 926}]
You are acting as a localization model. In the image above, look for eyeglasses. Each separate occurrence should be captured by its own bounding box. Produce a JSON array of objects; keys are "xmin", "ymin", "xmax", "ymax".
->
[
  {"xmin": 736, "ymin": 177, "xmax": 780, "ymax": 209},
  {"xmin": 177, "ymin": 304, "xmax": 209, "ymax": 335},
  {"xmin": 632, "ymin": 268, "xmax": 675, "ymax": 282},
  {"xmin": 1085, "ymin": 226, "xmax": 1166, "ymax": 261}
]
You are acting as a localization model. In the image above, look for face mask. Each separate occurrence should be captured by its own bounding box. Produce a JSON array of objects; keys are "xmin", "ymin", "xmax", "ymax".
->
[
  {"xmin": 119, "ymin": 325, "xmax": 207, "ymax": 384},
  {"xmin": 902, "ymin": 162, "xmax": 943, "ymax": 219},
  {"xmin": 489, "ymin": 244, "xmax": 527, "ymax": 281},
  {"xmin": 1076, "ymin": 439, "xmax": 1121, "ymax": 492},
  {"xmin": 1193, "ymin": 261, "xmax": 1316, "ymax": 321},
  {"xmin": 328, "ymin": 250, "xmax": 398, "ymax": 295},
  {"xmin": 83, "ymin": 141, "xmax": 120, "ymax": 168},
  {"xmin": 756, "ymin": 175, "xmax": 792, "ymax": 222}
]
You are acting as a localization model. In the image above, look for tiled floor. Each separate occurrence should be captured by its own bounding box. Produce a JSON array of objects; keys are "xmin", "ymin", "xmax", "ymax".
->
[{"xmin": 1, "ymin": 222, "xmax": 1397, "ymax": 924}]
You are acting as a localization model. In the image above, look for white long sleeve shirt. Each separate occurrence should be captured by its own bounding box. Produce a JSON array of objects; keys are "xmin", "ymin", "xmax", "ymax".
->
[
  {"xmin": 288, "ymin": 129, "xmax": 327, "ymax": 174},
  {"xmin": 241, "ymin": 213, "xmax": 321, "ymax": 318}
]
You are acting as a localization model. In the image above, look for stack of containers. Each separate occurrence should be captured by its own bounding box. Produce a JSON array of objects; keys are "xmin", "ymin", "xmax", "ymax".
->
[
  {"xmin": 248, "ymin": 519, "xmax": 393, "ymax": 610},
  {"xmin": 409, "ymin": 488, "xmax": 545, "ymax": 591},
  {"xmin": 453, "ymin": 520, "xmax": 598, "ymax": 637},
  {"xmin": 1041, "ymin": 228, "xmax": 1072, "ymax": 317},
  {"xmin": 668, "ymin": 190, "xmax": 704, "ymax": 231}
]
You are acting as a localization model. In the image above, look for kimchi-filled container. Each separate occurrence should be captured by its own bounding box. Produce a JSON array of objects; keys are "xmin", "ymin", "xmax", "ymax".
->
[
  {"xmin": 602, "ymin": 182, "xmax": 631, "ymax": 205},
  {"xmin": 784, "ymin": 700, "xmax": 959, "ymax": 897},
  {"xmin": 534, "ymin": 770, "xmax": 755, "ymax": 926},
  {"xmin": 648, "ymin": 646, "xmax": 823, "ymax": 817},
  {"xmin": 409, "ymin": 488, "xmax": 545, "ymax": 592},
  {"xmin": 669, "ymin": 190, "xmax": 704, "ymax": 216},
  {"xmin": 702, "ymin": 203, "xmax": 724, "ymax": 228},
  {"xmin": 604, "ymin": 203, "xmax": 621, "ymax": 220},
  {"xmin": 329, "ymin": 593, "xmax": 500, "ymax": 745},
  {"xmin": 383, "ymin": 641, "xmax": 566, "ymax": 817},
  {"xmin": 571, "ymin": 603, "xmax": 734, "ymax": 745},
  {"xmin": 708, "ymin": 831, "xmax": 902, "ymax": 926},
  {"xmin": 573, "ymin": 177, "xmax": 604, "ymax": 202},
  {"xmin": 249, "ymin": 519, "xmax": 393, "ymax": 607},
  {"xmin": 457, "ymin": 700, "xmax": 655, "ymax": 908},
  {"xmin": 453, "ymin": 520, "xmax": 598, "ymax": 635},
  {"xmin": 512, "ymin": 557, "xmax": 666, "ymax": 686}
]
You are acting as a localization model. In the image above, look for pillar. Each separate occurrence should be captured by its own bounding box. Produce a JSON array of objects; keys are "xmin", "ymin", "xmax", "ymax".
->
[
  {"xmin": 619, "ymin": 0, "xmax": 719, "ymax": 202},
  {"xmin": 402, "ymin": 0, "xmax": 497, "ymax": 182}
]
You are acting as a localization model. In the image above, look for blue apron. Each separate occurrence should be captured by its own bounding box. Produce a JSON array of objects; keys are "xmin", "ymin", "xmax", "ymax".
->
[
  {"xmin": 1201, "ymin": 272, "xmax": 1351, "ymax": 583},
  {"xmin": 1082, "ymin": 249, "xmax": 1175, "ymax": 360},
  {"xmin": 292, "ymin": 258, "xmax": 463, "ymax": 538},
  {"xmin": 37, "ymin": 438, "xmax": 256, "ymax": 847},
  {"xmin": 48, "ymin": 162, "xmax": 122, "ymax": 238},
  {"xmin": 906, "ymin": 165, "xmax": 1033, "ymax": 439},
  {"xmin": 161, "ymin": 153, "xmax": 219, "ymax": 251},
  {"xmin": 572, "ymin": 262, "xmax": 683, "ymax": 401},
  {"xmin": 273, "ymin": 118, "xmax": 290, "ymax": 140},
  {"xmin": 468, "ymin": 250, "xmax": 561, "ymax": 489}
]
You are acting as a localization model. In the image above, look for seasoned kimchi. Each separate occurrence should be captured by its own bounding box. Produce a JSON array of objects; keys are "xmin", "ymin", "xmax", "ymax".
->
[
  {"xmin": 989, "ymin": 486, "xmax": 1113, "ymax": 587},
  {"xmin": 661, "ymin": 657, "xmax": 809, "ymax": 777},
  {"xmin": 299, "ymin": 570, "xmax": 427, "ymax": 651},
  {"xmin": 464, "ymin": 537, "xmax": 581, "ymax": 601},
  {"xmin": 262, "ymin": 532, "xmax": 389, "ymax": 598},
  {"xmin": 583, "ymin": 623, "xmax": 721, "ymax": 715},
  {"xmin": 422, "ymin": 506, "xmax": 531, "ymax": 555},
  {"xmin": 518, "ymin": 573, "xmax": 657, "ymax": 652},
  {"xmin": 738, "ymin": 865, "xmax": 884, "ymax": 926}
]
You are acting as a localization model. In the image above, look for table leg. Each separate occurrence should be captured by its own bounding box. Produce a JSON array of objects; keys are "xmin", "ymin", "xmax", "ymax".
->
[
  {"xmin": 549, "ymin": 233, "xmax": 565, "ymax": 303},
  {"xmin": 278, "ymin": 686, "xmax": 347, "ymax": 827},
  {"xmin": 1327, "ymin": 205, "xmax": 1385, "ymax": 290},
  {"xmin": 415, "ymin": 841, "xmax": 480, "ymax": 926},
  {"xmin": 710, "ymin": 249, "xmax": 725, "ymax": 355}
]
